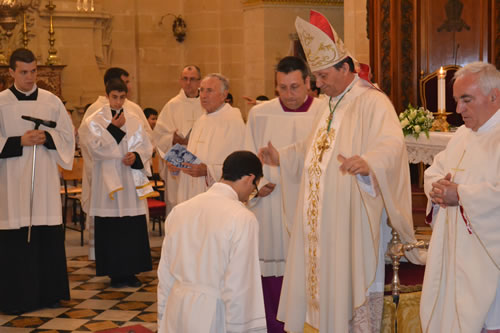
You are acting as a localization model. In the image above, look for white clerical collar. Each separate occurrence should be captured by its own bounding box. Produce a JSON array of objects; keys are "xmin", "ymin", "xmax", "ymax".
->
[
  {"xmin": 14, "ymin": 83, "xmax": 37, "ymax": 96},
  {"xmin": 331, "ymin": 74, "xmax": 359, "ymax": 102},
  {"xmin": 477, "ymin": 108, "xmax": 500, "ymax": 133}
]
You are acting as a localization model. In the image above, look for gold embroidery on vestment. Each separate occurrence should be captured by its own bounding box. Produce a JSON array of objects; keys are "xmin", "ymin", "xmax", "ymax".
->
[{"xmin": 306, "ymin": 115, "xmax": 335, "ymax": 311}]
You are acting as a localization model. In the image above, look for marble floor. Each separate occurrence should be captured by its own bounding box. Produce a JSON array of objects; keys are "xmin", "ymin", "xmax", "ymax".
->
[{"xmin": 0, "ymin": 226, "xmax": 165, "ymax": 333}]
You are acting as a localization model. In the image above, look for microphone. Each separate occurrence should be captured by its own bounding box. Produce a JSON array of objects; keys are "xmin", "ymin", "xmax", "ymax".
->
[{"xmin": 21, "ymin": 115, "xmax": 57, "ymax": 128}]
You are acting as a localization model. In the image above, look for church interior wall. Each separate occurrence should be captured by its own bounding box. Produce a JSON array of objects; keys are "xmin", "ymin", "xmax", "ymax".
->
[{"xmin": 3, "ymin": 0, "xmax": 372, "ymax": 126}]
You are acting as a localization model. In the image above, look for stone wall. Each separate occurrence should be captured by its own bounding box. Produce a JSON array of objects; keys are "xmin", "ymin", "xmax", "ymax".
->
[{"xmin": 4, "ymin": 0, "xmax": 362, "ymax": 125}]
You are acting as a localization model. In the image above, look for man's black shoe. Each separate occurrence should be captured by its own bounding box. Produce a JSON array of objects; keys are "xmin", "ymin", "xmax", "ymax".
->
[
  {"xmin": 110, "ymin": 277, "xmax": 127, "ymax": 288},
  {"xmin": 126, "ymin": 275, "xmax": 142, "ymax": 288}
]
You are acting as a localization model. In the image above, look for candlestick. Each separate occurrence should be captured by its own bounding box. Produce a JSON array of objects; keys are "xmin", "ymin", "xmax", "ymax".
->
[{"xmin": 438, "ymin": 66, "xmax": 446, "ymax": 113}]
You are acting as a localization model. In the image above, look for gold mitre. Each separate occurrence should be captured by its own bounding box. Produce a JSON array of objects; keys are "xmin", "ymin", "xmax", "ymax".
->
[{"xmin": 295, "ymin": 10, "xmax": 349, "ymax": 72}]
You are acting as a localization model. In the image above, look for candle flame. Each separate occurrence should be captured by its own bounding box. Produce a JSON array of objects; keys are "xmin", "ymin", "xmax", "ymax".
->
[{"xmin": 439, "ymin": 66, "xmax": 445, "ymax": 75}]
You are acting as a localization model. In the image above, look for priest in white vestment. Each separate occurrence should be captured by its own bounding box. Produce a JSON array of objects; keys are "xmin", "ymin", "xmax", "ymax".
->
[
  {"xmin": 173, "ymin": 73, "xmax": 245, "ymax": 203},
  {"xmin": 79, "ymin": 67, "xmax": 151, "ymax": 261},
  {"xmin": 157, "ymin": 151, "xmax": 267, "ymax": 333},
  {"xmin": 259, "ymin": 11, "xmax": 425, "ymax": 332},
  {"xmin": 0, "ymin": 48, "xmax": 74, "ymax": 313},
  {"xmin": 153, "ymin": 65, "xmax": 204, "ymax": 213},
  {"xmin": 79, "ymin": 79, "xmax": 153, "ymax": 288},
  {"xmin": 245, "ymin": 56, "xmax": 323, "ymax": 332},
  {"xmin": 420, "ymin": 62, "xmax": 500, "ymax": 333}
]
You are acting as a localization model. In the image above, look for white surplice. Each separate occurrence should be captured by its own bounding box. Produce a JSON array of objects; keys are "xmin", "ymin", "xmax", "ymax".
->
[
  {"xmin": 79, "ymin": 96, "xmax": 151, "ymax": 259},
  {"xmin": 244, "ymin": 96, "xmax": 324, "ymax": 276},
  {"xmin": 0, "ymin": 88, "xmax": 75, "ymax": 229},
  {"xmin": 79, "ymin": 105, "xmax": 153, "ymax": 217},
  {"xmin": 80, "ymin": 96, "xmax": 151, "ymax": 213},
  {"xmin": 157, "ymin": 182, "xmax": 267, "ymax": 333},
  {"xmin": 177, "ymin": 103, "xmax": 245, "ymax": 203},
  {"xmin": 276, "ymin": 76, "xmax": 425, "ymax": 332},
  {"xmin": 153, "ymin": 89, "xmax": 204, "ymax": 210},
  {"xmin": 421, "ymin": 110, "xmax": 500, "ymax": 333}
]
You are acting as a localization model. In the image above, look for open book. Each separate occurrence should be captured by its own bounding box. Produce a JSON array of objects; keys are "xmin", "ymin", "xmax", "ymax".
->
[{"xmin": 164, "ymin": 143, "xmax": 201, "ymax": 175}]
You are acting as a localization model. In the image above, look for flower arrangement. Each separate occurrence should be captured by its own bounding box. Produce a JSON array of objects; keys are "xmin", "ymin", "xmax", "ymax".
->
[{"xmin": 399, "ymin": 104, "xmax": 434, "ymax": 139}]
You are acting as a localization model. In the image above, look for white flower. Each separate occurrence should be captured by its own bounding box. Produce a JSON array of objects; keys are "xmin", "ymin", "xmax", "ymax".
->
[
  {"xmin": 414, "ymin": 125, "xmax": 421, "ymax": 133},
  {"xmin": 400, "ymin": 118, "xmax": 409, "ymax": 128}
]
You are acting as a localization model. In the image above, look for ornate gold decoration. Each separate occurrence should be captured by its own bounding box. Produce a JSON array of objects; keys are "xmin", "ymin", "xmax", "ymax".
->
[
  {"xmin": 21, "ymin": 11, "xmax": 27, "ymax": 47},
  {"xmin": 305, "ymin": 115, "xmax": 335, "ymax": 311},
  {"xmin": 295, "ymin": 13, "xmax": 347, "ymax": 72},
  {"xmin": 159, "ymin": 14, "xmax": 187, "ymax": 43},
  {"xmin": 431, "ymin": 112, "xmax": 452, "ymax": 132},
  {"xmin": 45, "ymin": 0, "xmax": 59, "ymax": 65},
  {"xmin": 0, "ymin": 0, "xmax": 33, "ymax": 64}
]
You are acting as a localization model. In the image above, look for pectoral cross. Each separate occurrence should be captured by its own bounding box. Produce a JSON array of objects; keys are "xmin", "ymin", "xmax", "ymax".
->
[{"xmin": 317, "ymin": 135, "xmax": 330, "ymax": 162}]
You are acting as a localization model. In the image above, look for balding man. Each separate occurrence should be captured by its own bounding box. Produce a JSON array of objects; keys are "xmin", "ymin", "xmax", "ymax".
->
[
  {"xmin": 153, "ymin": 65, "xmax": 204, "ymax": 212},
  {"xmin": 173, "ymin": 73, "xmax": 245, "ymax": 203}
]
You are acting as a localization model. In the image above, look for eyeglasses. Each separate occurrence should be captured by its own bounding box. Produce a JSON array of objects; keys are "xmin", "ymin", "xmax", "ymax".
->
[
  {"xmin": 247, "ymin": 179, "xmax": 260, "ymax": 208},
  {"xmin": 250, "ymin": 181, "xmax": 259, "ymax": 199},
  {"xmin": 181, "ymin": 77, "xmax": 200, "ymax": 82}
]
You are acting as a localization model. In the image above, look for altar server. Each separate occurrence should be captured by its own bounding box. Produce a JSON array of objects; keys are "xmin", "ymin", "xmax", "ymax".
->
[{"xmin": 0, "ymin": 48, "xmax": 74, "ymax": 314}]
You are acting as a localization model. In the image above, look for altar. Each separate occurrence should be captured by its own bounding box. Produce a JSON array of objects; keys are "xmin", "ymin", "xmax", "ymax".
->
[{"xmin": 405, "ymin": 131, "xmax": 454, "ymax": 165}]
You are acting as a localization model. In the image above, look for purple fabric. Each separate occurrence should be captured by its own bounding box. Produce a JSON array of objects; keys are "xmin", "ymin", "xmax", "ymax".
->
[
  {"xmin": 261, "ymin": 276, "xmax": 285, "ymax": 332},
  {"xmin": 279, "ymin": 95, "xmax": 314, "ymax": 112}
]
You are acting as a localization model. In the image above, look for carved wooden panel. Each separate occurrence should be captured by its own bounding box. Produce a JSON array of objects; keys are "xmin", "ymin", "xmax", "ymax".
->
[
  {"xmin": 369, "ymin": 0, "xmax": 499, "ymax": 114},
  {"xmin": 0, "ymin": 65, "xmax": 66, "ymax": 102}
]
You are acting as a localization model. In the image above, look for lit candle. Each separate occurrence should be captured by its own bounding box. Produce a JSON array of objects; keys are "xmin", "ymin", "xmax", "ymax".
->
[{"xmin": 438, "ymin": 66, "xmax": 446, "ymax": 113}]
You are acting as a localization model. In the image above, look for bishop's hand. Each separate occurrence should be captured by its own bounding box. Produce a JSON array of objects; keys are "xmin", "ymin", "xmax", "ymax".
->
[
  {"xmin": 258, "ymin": 183, "xmax": 276, "ymax": 197},
  {"xmin": 258, "ymin": 141, "xmax": 280, "ymax": 166},
  {"xmin": 338, "ymin": 154, "xmax": 370, "ymax": 176}
]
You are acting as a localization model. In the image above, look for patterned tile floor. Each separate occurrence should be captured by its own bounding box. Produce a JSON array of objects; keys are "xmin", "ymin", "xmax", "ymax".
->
[{"xmin": 0, "ymin": 230, "xmax": 162, "ymax": 333}]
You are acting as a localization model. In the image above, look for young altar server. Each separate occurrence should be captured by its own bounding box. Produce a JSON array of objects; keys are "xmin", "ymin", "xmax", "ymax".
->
[{"xmin": 79, "ymin": 78, "xmax": 154, "ymax": 288}]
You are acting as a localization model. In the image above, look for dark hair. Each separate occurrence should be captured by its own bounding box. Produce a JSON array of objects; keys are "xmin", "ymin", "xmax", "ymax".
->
[
  {"xmin": 104, "ymin": 67, "xmax": 129, "ymax": 85},
  {"xmin": 183, "ymin": 65, "xmax": 201, "ymax": 79},
  {"xmin": 9, "ymin": 48, "xmax": 36, "ymax": 70},
  {"xmin": 309, "ymin": 77, "xmax": 320, "ymax": 95},
  {"xmin": 276, "ymin": 56, "xmax": 310, "ymax": 81},
  {"xmin": 256, "ymin": 95, "xmax": 269, "ymax": 101},
  {"xmin": 105, "ymin": 78, "xmax": 128, "ymax": 95},
  {"xmin": 333, "ymin": 56, "xmax": 355, "ymax": 73},
  {"xmin": 222, "ymin": 151, "xmax": 263, "ymax": 182},
  {"xmin": 144, "ymin": 107, "xmax": 158, "ymax": 118},
  {"xmin": 225, "ymin": 92, "xmax": 233, "ymax": 104}
]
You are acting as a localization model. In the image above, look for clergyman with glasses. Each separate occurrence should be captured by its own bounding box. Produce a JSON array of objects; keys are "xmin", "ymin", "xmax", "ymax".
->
[{"xmin": 153, "ymin": 65, "xmax": 204, "ymax": 213}]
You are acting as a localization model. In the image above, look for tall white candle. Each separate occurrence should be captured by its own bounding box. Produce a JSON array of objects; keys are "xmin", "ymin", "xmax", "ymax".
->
[{"xmin": 438, "ymin": 67, "xmax": 446, "ymax": 113}]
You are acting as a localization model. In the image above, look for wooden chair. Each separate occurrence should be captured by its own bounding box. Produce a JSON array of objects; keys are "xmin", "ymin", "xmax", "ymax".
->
[
  {"xmin": 148, "ymin": 152, "xmax": 167, "ymax": 235},
  {"xmin": 60, "ymin": 157, "xmax": 85, "ymax": 246},
  {"xmin": 150, "ymin": 152, "xmax": 165, "ymax": 200}
]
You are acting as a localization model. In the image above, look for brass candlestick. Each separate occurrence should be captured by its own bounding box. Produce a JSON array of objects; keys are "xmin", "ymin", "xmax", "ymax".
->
[
  {"xmin": 431, "ymin": 111, "xmax": 452, "ymax": 132},
  {"xmin": 45, "ymin": 0, "xmax": 59, "ymax": 65},
  {"xmin": 22, "ymin": 11, "xmax": 28, "ymax": 48}
]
